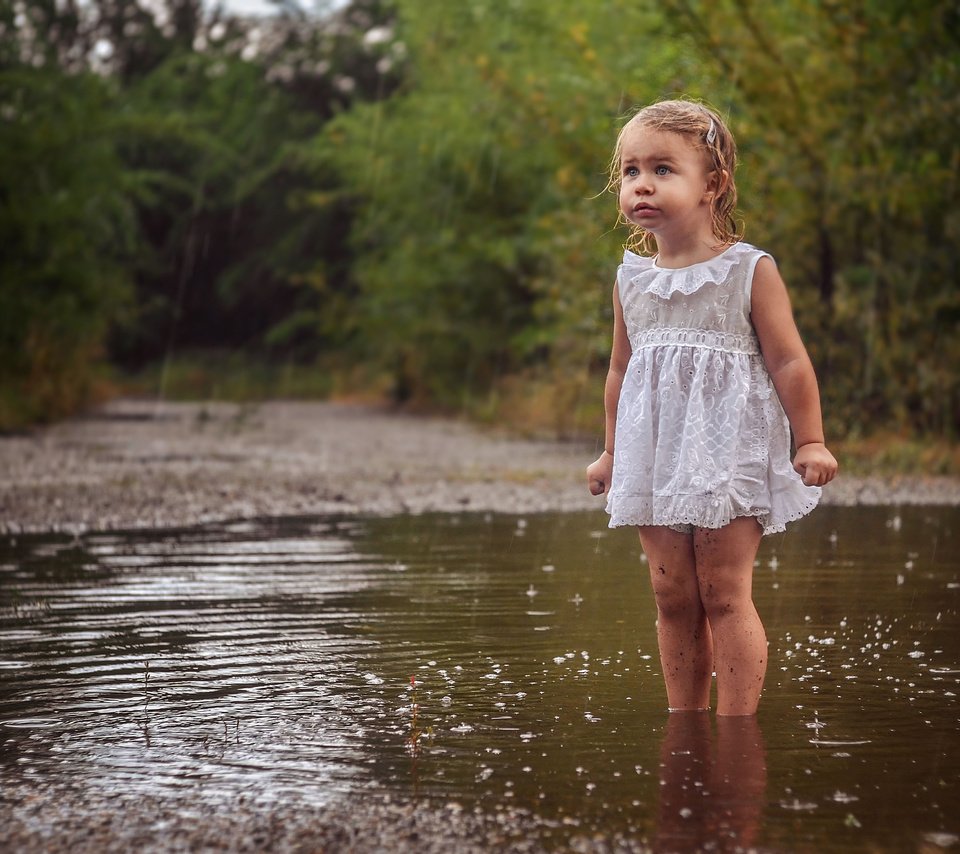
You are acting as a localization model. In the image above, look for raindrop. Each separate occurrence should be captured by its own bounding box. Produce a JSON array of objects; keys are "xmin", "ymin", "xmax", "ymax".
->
[
  {"xmin": 780, "ymin": 798, "xmax": 818, "ymax": 811},
  {"xmin": 924, "ymin": 833, "xmax": 959, "ymax": 848}
]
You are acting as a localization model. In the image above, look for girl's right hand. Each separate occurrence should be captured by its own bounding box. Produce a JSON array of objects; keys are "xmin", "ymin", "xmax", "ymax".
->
[{"xmin": 586, "ymin": 451, "xmax": 614, "ymax": 496}]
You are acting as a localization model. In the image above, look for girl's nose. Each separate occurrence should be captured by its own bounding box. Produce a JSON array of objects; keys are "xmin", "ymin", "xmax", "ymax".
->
[{"xmin": 635, "ymin": 173, "xmax": 654, "ymax": 194}]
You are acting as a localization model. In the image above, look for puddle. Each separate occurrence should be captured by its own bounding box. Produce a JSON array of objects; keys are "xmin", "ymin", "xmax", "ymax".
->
[{"xmin": 1, "ymin": 508, "xmax": 957, "ymax": 850}]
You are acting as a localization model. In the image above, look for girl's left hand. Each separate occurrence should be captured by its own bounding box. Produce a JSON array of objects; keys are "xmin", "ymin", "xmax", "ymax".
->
[{"xmin": 793, "ymin": 442, "xmax": 838, "ymax": 487}]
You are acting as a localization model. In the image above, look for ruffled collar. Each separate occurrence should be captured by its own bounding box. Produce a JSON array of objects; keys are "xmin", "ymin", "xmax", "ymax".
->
[{"xmin": 621, "ymin": 242, "xmax": 748, "ymax": 298}]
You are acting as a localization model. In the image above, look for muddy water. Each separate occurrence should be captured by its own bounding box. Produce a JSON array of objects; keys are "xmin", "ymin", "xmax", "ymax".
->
[{"xmin": 1, "ymin": 508, "xmax": 957, "ymax": 851}]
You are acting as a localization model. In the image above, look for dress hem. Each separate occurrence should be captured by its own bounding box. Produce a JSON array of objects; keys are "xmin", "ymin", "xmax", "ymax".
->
[{"xmin": 605, "ymin": 487, "xmax": 821, "ymax": 536}]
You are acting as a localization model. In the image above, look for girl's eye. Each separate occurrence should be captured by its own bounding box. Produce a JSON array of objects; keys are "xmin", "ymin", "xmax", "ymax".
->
[
  {"xmin": 655, "ymin": 165, "xmax": 670, "ymax": 176},
  {"xmin": 624, "ymin": 166, "xmax": 639, "ymax": 177}
]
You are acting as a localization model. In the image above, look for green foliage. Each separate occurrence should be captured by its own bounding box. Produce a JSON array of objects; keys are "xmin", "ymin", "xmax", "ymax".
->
[
  {"xmin": 660, "ymin": 0, "xmax": 960, "ymax": 439},
  {"xmin": 2, "ymin": 0, "xmax": 957, "ymax": 449},
  {"xmin": 0, "ymin": 67, "xmax": 135, "ymax": 427},
  {"xmin": 108, "ymin": 49, "xmax": 333, "ymax": 365},
  {"xmin": 323, "ymin": 0, "xmax": 706, "ymax": 407},
  {"xmin": 0, "ymin": 0, "xmax": 400, "ymax": 427},
  {"xmin": 321, "ymin": 0, "xmax": 958, "ymax": 440}
]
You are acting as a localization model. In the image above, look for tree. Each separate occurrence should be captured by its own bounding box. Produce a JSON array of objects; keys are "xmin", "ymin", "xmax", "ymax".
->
[
  {"xmin": 0, "ymin": 0, "xmax": 405, "ymax": 426},
  {"xmin": 322, "ymin": 0, "xmax": 703, "ymax": 415},
  {"xmin": 661, "ymin": 0, "xmax": 960, "ymax": 436},
  {"xmin": 0, "ymin": 66, "xmax": 135, "ymax": 425}
]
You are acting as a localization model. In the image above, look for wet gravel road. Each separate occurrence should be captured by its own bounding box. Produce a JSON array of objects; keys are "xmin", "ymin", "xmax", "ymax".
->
[{"xmin": 2, "ymin": 398, "xmax": 957, "ymax": 535}]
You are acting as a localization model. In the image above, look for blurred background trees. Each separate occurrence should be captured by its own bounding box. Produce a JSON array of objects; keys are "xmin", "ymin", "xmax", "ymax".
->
[{"xmin": 1, "ymin": 0, "xmax": 957, "ymax": 454}]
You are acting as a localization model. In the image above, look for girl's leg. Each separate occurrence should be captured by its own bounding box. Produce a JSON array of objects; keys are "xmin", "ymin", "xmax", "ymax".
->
[
  {"xmin": 693, "ymin": 517, "xmax": 765, "ymax": 715},
  {"xmin": 638, "ymin": 526, "xmax": 714, "ymax": 711}
]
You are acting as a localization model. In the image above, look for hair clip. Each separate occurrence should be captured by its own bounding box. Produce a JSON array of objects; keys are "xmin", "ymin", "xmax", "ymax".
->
[{"xmin": 706, "ymin": 118, "xmax": 717, "ymax": 145}]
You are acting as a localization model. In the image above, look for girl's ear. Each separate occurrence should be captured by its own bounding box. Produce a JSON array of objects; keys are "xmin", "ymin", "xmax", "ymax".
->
[{"xmin": 705, "ymin": 168, "xmax": 729, "ymax": 200}]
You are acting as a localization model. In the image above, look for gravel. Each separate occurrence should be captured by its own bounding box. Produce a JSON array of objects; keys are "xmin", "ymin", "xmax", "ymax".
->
[
  {"xmin": 3, "ymin": 789, "xmax": 621, "ymax": 854},
  {"xmin": 1, "ymin": 398, "xmax": 958, "ymax": 535}
]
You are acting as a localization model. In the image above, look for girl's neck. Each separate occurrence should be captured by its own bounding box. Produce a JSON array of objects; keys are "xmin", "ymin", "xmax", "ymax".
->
[{"xmin": 653, "ymin": 232, "xmax": 733, "ymax": 270}]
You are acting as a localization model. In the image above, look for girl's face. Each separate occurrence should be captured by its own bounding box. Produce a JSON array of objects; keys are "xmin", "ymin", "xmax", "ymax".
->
[{"xmin": 618, "ymin": 123, "xmax": 717, "ymax": 243}]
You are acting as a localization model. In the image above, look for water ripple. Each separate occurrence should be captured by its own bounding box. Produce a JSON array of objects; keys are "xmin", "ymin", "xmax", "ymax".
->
[{"xmin": 1, "ymin": 509, "xmax": 958, "ymax": 851}]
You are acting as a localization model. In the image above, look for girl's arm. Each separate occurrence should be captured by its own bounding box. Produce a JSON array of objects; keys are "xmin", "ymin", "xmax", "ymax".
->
[
  {"xmin": 587, "ymin": 281, "xmax": 632, "ymax": 495},
  {"xmin": 751, "ymin": 257, "xmax": 838, "ymax": 487}
]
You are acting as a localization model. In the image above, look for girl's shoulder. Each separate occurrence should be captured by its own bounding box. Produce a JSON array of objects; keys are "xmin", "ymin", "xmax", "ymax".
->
[{"xmin": 618, "ymin": 242, "xmax": 771, "ymax": 300}]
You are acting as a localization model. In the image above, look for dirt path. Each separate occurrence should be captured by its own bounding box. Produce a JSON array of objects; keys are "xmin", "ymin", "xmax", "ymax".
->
[{"xmin": 1, "ymin": 398, "xmax": 957, "ymax": 534}]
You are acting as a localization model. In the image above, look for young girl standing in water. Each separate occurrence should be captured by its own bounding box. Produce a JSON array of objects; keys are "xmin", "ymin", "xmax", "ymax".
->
[{"xmin": 586, "ymin": 99, "xmax": 837, "ymax": 716}]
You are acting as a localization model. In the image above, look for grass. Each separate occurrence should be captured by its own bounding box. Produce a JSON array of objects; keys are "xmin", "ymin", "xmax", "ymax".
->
[
  {"xmin": 832, "ymin": 433, "xmax": 960, "ymax": 477},
  {"xmin": 119, "ymin": 352, "xmax": 337, "ymax": 403}
]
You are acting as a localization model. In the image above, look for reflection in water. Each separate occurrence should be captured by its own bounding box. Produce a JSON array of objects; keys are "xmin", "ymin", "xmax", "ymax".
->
[
  {"xmin": 655, "ymin": 712, "xmax": 766, "ymax": 852},
  {"xmin": 0, "ymin": 507, "xmax": 958, "ymax": 851}
]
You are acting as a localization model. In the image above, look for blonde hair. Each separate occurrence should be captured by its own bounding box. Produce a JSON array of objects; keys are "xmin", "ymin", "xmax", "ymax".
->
[{"xmin": 608, "ymin": 99, "xmax": 742, "ymax": 254}]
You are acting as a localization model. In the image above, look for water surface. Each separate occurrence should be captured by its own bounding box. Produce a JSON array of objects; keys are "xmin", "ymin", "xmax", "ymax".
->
[{"xmin": 1, "ymin": 508, "xmax": 957, "ymax": 851}]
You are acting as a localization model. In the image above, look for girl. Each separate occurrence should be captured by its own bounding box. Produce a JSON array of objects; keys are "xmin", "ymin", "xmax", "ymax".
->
[{"xmin": 586, "ymin": 99, "xmax": 837, "ymax": 716}]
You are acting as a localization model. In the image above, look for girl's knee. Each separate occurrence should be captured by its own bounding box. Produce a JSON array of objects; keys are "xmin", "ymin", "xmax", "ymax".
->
[
  {"xmin": 700, "ymin": 582, "xmax": 737, "ymax": 620},
  {"xmin": 652, "ymin": 573, "xmax": 702, "ymax": 620},
  {"xmin": 697, "ymin": 574, "xmax": 749, "ymax": 621}
]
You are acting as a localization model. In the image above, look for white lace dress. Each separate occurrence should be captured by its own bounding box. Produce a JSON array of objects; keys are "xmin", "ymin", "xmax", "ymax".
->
[{"xmin": 605, "ymin": 242, "xmax": 820, "ymax": 535}]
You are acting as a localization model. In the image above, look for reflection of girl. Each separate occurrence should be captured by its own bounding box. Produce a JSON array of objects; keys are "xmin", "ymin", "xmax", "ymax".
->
[
  {"xmin": 586, "ymin": 100, "xmax": 837, "ymax": 715},
  {"xmin": 655, "ymin": 712, "xmax": 767, "ymax": 852}
]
